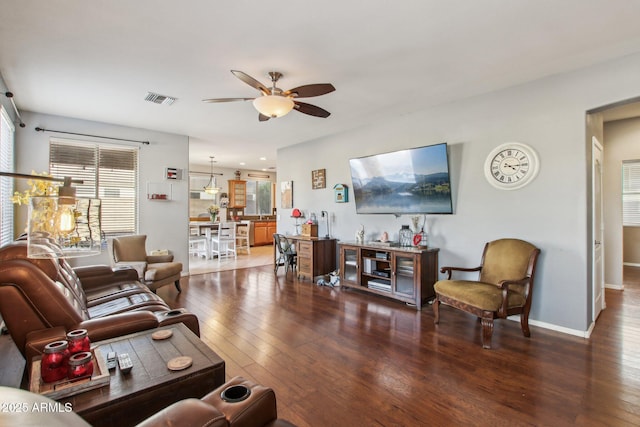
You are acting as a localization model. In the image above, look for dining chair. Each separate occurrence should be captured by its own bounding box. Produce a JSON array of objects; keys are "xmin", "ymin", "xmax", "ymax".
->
[
  {"xmin": 273, "ymin": 234, "xmax": 296, "ymax": 276},
  {"xmin": 211, "ymin": 222, "xmax": 237, "ymax": 259}
]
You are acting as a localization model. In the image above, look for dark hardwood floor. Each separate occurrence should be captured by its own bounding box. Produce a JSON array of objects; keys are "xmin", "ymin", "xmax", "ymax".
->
[
  {"xmin": 2, "ymin": 266, "xmax": 638, "ymax": 425},
  {"xmin": 150, "ymin": 265, "xmax": 640, "ymax": 427}
]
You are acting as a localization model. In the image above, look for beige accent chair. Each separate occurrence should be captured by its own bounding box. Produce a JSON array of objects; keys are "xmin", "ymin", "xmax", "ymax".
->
[
  {"xmin": 111, "ymin": 235, "xmax": 183, "ymax": 292},
  {"xmin": 433, "ymin": 238, "xmax": 540, "ymax": 349}
]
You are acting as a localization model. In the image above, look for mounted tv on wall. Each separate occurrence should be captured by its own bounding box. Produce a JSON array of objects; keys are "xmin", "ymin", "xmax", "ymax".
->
[{"xmin": 348, "ymin": 143, "xmax": 453, "ymax": 214}]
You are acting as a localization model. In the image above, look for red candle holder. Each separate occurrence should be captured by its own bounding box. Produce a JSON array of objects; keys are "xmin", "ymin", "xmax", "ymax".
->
[
  {"xmin": 68, "ymin": 351, "xmax": 94, "ymax": 380},
  {"xmin": 67, "ymin": 329, "xmax": 90, "ymax": 354},
  {"xmin": 41, "ymin": 340, "xmax": 70, "ymax": 383}
]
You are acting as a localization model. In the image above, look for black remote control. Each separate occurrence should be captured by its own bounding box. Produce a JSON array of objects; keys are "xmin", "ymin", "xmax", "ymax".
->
[
  {"xmin": 117, "ymin": 352, "xmax": 133, "ymax": 374},
  {"xmin": 106, "ymin": 351, "xmax": 117, "ymax": 370}
]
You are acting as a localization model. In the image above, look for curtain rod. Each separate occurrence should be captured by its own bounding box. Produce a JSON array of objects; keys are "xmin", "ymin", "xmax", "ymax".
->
[
  {"xmin": 191, "ymin": 170, "xmax": 223, "ymax": 176},
  {"xmin": 35, "ymin": 127, "xmax": 150, "ymax": 145},
  {"xmin": 4, "ymin": 92, "xmax": 25, "ymax": 128}
]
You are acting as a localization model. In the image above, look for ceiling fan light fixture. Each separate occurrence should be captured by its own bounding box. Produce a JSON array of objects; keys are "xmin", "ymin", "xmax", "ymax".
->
[{"xmin": 253, "ymin": 95, "xmax": 294, "ymax": 118}]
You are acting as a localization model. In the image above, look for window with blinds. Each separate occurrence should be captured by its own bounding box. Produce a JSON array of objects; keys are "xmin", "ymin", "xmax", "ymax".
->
[
  {"xmin": 0, "ymin": 106, "xmax": 15, "ymax": 246},
  {"xmin": 49, "ymin": 139, "xmax": 138, "ymax": 236},
  {"xmin": 623, "ymin": 160, "xmax": 640, "ymax": 227}
]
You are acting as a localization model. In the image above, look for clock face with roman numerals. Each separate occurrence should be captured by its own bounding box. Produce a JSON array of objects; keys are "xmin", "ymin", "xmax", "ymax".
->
[{"xmin": 484, "ymin": 143, "xmax": 539, "ymax": 190}]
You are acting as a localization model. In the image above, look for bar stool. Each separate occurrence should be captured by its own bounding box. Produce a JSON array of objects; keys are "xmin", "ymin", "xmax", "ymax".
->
[{"xmin": 236, "ymin": 220, "xmax": 251, "ymax": 254}]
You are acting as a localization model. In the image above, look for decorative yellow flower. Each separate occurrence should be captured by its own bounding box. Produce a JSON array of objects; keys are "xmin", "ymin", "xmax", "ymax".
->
[
  {"xmin": 11, "ymin": 172, "xmax": 68, "ymax": 237},
  {"xmin": 208, "ymin": 204, "xmax": 220, "ymax": 215},
  {"xmin": 11, "ymin": 171, "xmax": 60, "ymax": 205}
]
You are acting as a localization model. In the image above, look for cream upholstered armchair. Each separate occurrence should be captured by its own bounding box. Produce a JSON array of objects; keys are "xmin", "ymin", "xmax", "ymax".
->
[
  {"xmin": 111, "ymin": 235, "xmax": 183, "ymax": 292},
  {"xmin": 433, "ymin": 238, "xmax": 540, "ymax": 349}
]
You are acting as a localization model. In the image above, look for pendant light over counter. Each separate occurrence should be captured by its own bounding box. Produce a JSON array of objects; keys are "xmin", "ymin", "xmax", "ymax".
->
[{"xmin": 204, "ymin": 156, "xmax": 221, "ymax": 195}]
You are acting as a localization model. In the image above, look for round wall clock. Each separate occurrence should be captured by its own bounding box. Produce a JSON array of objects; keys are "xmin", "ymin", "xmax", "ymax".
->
[{"xmin": 484, "ymin": 142, "xmax": 539, "ymax": 190}]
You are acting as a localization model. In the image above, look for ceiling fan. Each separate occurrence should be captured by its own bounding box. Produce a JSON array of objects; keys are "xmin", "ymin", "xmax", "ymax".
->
[{"xmin": 203, "ymin": 70, "xmax": 335, "ymax": 121}]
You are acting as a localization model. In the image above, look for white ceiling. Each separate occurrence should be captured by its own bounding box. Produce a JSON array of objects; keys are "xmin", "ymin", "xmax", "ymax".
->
[{"xmin": 2, "ymin": 0, "xmax": 640, "ymax": 171}]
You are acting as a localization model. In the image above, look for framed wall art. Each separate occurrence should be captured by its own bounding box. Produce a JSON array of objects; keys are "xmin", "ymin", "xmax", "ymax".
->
[
  {"xmin": 281, "ymin": 181, "xmax": 293, "ymax": 209},
  {"xmin": 312, "ymin": 169, "xmax": 326, "ymax": 189}
]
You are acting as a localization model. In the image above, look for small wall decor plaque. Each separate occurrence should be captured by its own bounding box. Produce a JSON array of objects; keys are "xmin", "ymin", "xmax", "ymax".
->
[
  {"xmin": 165, "ymin": 168, "xmax": 181, "ymax": 180},
  {"xmin": 311, "ymin": 169, "xmax": 326, "ymax": 189},
  {"xmin": 333, "ymin": 184, "xmax": 348, "ymax": 203}
]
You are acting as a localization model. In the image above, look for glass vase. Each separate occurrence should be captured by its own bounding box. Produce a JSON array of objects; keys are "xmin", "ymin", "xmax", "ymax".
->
[{"xmin": 399, "ymin": 225, "xmax": 412, "ymax": 247}]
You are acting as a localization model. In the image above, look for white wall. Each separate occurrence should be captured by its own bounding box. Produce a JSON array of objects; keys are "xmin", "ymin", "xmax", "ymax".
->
[
  {"xmin": 603, "ymin": 117, "xmax": 640, "ymax": 284},
  {"xmin": 277, "ymin": 52, "xmax": 640, "ymax": 334},
  {"xmin": 15, "ymin": 111, "xmax": 190, "ymax": 268}
]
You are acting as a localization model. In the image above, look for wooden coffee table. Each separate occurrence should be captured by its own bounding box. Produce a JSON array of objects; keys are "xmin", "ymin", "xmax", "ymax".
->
[{"xmin": 58, "ymin": 323, "xmax": 225, "ymax": 427}]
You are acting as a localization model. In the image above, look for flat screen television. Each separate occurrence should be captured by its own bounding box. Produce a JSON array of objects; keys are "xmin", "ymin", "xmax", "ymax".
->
[{"xmin": 349, "ymin": 143, "xmax": 453, "ymax": 214}]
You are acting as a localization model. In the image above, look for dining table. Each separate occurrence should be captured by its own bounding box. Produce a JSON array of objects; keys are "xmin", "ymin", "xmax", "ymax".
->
[{"xmin": 189, "ymin": 221, "xmax": 219, "ymax": 259}]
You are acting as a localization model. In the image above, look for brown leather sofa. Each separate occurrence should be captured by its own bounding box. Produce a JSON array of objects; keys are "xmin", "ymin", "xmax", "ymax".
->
[
  {"xmin": 0, "ymin": 239, "xmax": 199, "ymax": 362},
  {"xmin": 0, "ymin": 377, "xmax": 296, "ymax": 427}
]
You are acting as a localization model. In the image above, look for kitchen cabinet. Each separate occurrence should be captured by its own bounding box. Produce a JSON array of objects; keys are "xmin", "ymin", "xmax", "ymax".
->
[
  {"xmin": 228, "ymin": 180, "xmax": 246, "ymax": 208},
  {"xmin": 253, "ymin": 220, "xmax": 276, "ymax": 246}
]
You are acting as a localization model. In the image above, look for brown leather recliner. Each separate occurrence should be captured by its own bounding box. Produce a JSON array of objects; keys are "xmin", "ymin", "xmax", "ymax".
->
[
  {"xmin": 0, "ymin": 377, "xmax": 296, "ymax": 427},
  {"xmin": 0, "ymin": 239, "xmax": 199, "ymax": 361}
]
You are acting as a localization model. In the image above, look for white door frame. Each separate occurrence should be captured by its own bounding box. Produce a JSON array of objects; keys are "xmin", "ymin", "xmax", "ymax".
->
[{"xmin": 592, "ymin": 136, "xmax": 606, "ymax": 320}]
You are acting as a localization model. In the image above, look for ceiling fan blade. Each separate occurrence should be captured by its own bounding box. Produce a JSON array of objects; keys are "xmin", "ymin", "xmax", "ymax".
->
[
  {"xmin": 202, "ymin": 97, "xmax": 254, "ymax": 103},
  {"xmin": 284, "ymin": 83, "xmax": 335, "ymax": 98},
  {"xmin": 258, "ymin": 113, "xmax": 271, "ymax": 122},
  {"xmin": 231, "ymin": 70, "xmax": 270, "ymax": 95},
  {"xmin": 294, "ymin": 101, "xmax": 331, "ymax": 118}
]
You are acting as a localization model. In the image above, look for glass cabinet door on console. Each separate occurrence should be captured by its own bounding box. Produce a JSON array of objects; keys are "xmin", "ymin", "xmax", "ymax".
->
[
  {"xmin": 341, "ymin": 247, "xmax": 359, "ymax": 286},
  {"xmin": 393, "ymin": 253, "xmax": 416, "ymax": 299}
]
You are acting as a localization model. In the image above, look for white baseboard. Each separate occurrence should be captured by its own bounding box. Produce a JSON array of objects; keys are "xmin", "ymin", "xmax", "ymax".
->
[
  {"xmin": 585, "ymin": 321, "xmax": 596, "ymax": 339},
  {"xmin": 507, "ymin": 316, "xmax": 590, "ymax": 338},
  {"xmin": 605, "ymin": 283, "xmax": 624, "ymax": 290}
]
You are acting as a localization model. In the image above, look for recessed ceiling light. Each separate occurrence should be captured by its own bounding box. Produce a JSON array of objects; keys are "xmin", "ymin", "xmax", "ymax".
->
[
  {"xmin": 260, "ymin": 157, "xmax": 267, "ymax": 161},
  {"xmin": 239, "ymin": 162, "xmax": 246, "ymax": 166}
]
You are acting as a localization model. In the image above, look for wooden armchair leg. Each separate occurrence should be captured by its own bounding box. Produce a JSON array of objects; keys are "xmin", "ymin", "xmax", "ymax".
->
[
  {"xmin": 480, "ymin": 316, "xmax": 494, "ymax": 349},
  {"xmin": 174, "ymin": 279, "xmax": 182, "ymax": 293},
  {"xmin": 433, "ymin": 298, "xmax": 440, "ymax": 324},
  {"xmin": 520, "ymin": 313, "xmax": 531, "ymax": 337}
]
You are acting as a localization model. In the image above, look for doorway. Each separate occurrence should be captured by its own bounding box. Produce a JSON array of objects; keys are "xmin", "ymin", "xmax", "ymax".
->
[{"xmin": 588, "ymin": 98, "xmax": 640, "ymax": 328}]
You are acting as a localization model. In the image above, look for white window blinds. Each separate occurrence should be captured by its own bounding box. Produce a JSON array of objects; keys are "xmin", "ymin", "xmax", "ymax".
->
[
  {"xmin": 0, "ymin": 106, "xmax": 15, "ymax": 246},
  {"xmin": 623, "ymin": 160, "xmax": 640, "ymax": 227},
  {"xmin": 49, "ymin": 139, "xmax": 138, "ymax": 236}
]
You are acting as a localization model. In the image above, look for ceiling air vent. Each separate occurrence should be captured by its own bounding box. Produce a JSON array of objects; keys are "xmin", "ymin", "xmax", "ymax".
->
[{"xmin": 144, "ymin": 92, "xmax": 177, "ymax": 105}]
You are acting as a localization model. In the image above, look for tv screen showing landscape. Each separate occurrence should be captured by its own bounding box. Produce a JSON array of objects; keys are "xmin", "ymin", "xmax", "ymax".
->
[{"xmin": 349, "ymin": 143, "xmax": 453, "ymax": 214}]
